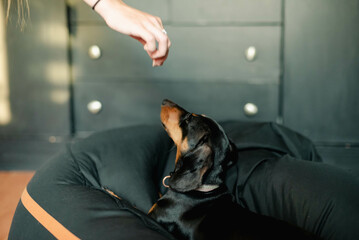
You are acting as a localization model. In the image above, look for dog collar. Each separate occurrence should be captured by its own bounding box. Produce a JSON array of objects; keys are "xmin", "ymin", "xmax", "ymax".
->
[
  {"xmin": 187, "ymin": 185, "xmax": 229, "ymax": 198},
  {"xmin": 196, "ymin": 184, "xmax": 219, "ymax": 192},
  {"xmin": 163, "ymin": 176, "xmax": 220, "ymax": 193}
]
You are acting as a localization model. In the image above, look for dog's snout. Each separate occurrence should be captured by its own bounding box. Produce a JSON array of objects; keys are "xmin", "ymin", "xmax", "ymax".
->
[
  {"xmin": 162, "ymin": 99, "xmax": 175, "ymax": 107},
  {"xmin": 162, "ymin": 99, "xmax": 169, "ymax": 106}
]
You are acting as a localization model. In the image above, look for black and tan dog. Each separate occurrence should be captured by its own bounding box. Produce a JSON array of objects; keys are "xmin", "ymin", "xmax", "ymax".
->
[{"xmin": 148, "ymin": 99, "xmax": 319, "ymax": 240}]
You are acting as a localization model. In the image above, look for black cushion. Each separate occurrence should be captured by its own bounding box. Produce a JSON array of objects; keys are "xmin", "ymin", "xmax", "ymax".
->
[
  {"xmin": 234, "ymin": 154, "xmax": 359, "ymax": 240},
  {"xmin": 9, "ymin": 121, "xmax": 359, "ymax": 240},
  {"xmin": 10, "ymin": 125, "xmax": 175, "ymax": 240},
  {"xmin": 69, "ymin": 125, "xmax": 173, "ymax": 212}
]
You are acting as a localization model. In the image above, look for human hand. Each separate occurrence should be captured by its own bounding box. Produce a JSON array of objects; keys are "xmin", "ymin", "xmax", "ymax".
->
[{"xmin": 86, "ymin": 0, "xmax": 171, "ymax": 67}]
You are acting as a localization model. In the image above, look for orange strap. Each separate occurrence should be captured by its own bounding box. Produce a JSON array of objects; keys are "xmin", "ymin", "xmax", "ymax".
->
[{"xmin": 21, "ymin": 187, "xmax": 80, "ymax": 240}]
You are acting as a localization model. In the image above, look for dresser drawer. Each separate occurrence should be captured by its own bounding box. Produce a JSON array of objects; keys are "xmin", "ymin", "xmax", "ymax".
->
[
  {"xmin": 68, "ymin": 0, "xmax": 280, "ymax": 24},
  {"xmin": 171, "ymin": 0, "xmax": 282, "ymax": 23},
  {"xmin": 68, "ymin": 0, "xmax": 170, "ymax": 23},
  {"xmin": 74, "ymin": 81, "xmax": 278, "ymax": 133},
  {"xmin": 72, "ymin": 25, "xmax": 280, "ymax": 84}
]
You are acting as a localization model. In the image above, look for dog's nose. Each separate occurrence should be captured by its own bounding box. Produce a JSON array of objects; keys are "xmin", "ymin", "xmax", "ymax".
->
[{"xmin": 162, "ymin": 99, "xmax": 175, "ymax": 106}]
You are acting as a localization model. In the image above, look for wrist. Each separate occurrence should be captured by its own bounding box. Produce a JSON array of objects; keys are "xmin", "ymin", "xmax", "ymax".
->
[
  {"xmin": 83, "ymin": 0, "xmax": 102, "ymax": 8},
  {"xmin": 90, "ymin": 0, "xmax": 126, "ymax": 17}
]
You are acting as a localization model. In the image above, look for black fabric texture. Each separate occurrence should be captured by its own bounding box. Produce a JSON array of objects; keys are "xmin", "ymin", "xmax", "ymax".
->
[
  {"xmin": 8, "ymin": 121, "xmax": 359, "ymax": 240},
  {"xmin": 69, "ymin": 125, "xmax": 173, "ymax": 212},
  {"xmin": 9, "ymin": 125, "xmax": 174, "ymax": 240},
  {"xmin": 235, "ymin": 155, "xmax": 359, "ymax": 240},
  {"xmin": 9, "ymin": 201, "xmax": 56, "ymax": 240}
]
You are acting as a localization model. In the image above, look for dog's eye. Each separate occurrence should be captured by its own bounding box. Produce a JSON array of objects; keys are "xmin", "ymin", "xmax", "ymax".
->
[
  {"xmin": 196, "ymin": 135, "xmax": 208, "ymax": 147},
  {"xmin": 181, "ymin": 113, "xmax": 192, "ymax": 125}
]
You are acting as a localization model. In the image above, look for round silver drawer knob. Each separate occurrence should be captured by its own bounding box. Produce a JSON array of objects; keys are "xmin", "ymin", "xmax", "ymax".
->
[
  {"xmin": 87, "ymin": 100, "xmax": 102, "ymax": 114},
  {"xmin": 245, "ymin": 46, "xmax": 257, "ymax": 62},
  {"xmin": 88, "ymin": 45, "xmax": 102, "ymax": 59},
  {"xmin": 244, "ymin": 103, "xmax": 258, "ymax": 116}
]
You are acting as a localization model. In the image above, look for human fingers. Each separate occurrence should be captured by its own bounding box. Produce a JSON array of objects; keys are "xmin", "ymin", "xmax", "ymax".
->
[
  {"xmin": 132, "ymin": 33, "xmax": 170, "ymax": 51},
  {"xmin": 152, "ymin": 50, "xmax": 169, "ymax": 67},
  {"xmin": 131, "ymin": 34, "xmax": 169, "ymax": 65},
  {"xmin": 144, "ymin": 23, "xmax": 170, "ymax": 59},
  {"xmin": 150, "ymin": 16, "xmax": 164, "ymax": 29},
  {"xmin": 150, "ymin": 17, "xmax": 171, "ymax": 50},
  {"xmin": 136, "ymin": 27, "xmax": 157, "ymax": 53}
]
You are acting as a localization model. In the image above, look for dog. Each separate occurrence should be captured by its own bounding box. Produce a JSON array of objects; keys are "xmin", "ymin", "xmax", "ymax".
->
[{"xmin": 148, "ymin": 99, "xmax": 320, "ymax": 240}]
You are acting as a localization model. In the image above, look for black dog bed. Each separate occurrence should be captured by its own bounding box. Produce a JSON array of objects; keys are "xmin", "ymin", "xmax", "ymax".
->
[{"xmin": 9, "ymin": 121, "xmax": 359, "ymax": 239}]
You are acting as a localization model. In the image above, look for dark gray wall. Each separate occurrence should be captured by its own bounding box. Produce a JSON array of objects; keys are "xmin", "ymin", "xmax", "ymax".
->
[
  {"xmin": 283, "ymin": 0, "xmax": 359, "ymax": 176},
  {"xmin": 283, "ymin": 0, "xmax": 359, "ymax": 143}
]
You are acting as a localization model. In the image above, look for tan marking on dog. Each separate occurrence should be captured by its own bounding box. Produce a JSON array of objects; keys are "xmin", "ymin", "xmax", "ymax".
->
[
  {"xmin": 175, "ymin": 137, "xmax": 190, "ymax": 164},
  {"xmin": 161, "ymin": 105, "xmax": 193, "ymax": 165},
  {"xmin": 200, "ymin": 165, "xmax": 209, "ymax": 178},
  {"xmin": 175, "ymin": 147, "xmax": 181, "ymax": 164},
  {"xmin": 161, "ymin": 105, "xmax": 182, "ymax": 145},
  {"xmin": 181, "ymin": 137, "xmax": 189, "ymax": 152}
]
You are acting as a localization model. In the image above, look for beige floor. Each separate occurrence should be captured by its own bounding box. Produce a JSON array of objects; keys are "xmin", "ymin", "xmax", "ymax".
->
[{"xmin": 0, "ymin": 171, "xmax": 35, "ymax": 240}]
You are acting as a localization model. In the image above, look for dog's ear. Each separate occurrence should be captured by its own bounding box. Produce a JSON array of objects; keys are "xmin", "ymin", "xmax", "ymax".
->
[
  {"xmin": 226, "ymin": 140, "xmax": 238, "ymax": 167},
  {"xmin": 199, "ymin": 138, "xmax": 237, "ymax": 185},
  {"xmin": 168, "ymin": 145, "xmax": 213, "ymax": 192}
]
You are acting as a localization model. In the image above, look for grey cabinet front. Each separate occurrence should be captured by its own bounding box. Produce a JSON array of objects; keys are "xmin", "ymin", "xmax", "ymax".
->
[
  {"xmin": 72, "ymin": 26, "xmax": 280, "ymax": 84},
  {"xmin": 70, "ymin": 0, "xmax": 281, "ymax": 133},
  {"xmin": 74, "ymin": 81, "xmax": 279, "ymax": 132},
  {"xmin": 72, "ymin": 25, "xmax": 281, "ymax": 132}
]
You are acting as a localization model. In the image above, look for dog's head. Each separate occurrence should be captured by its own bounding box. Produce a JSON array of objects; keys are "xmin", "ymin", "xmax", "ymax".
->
[{"xmin": 161, "ymin": 99, "xmax": 236, "ymax": 193}]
